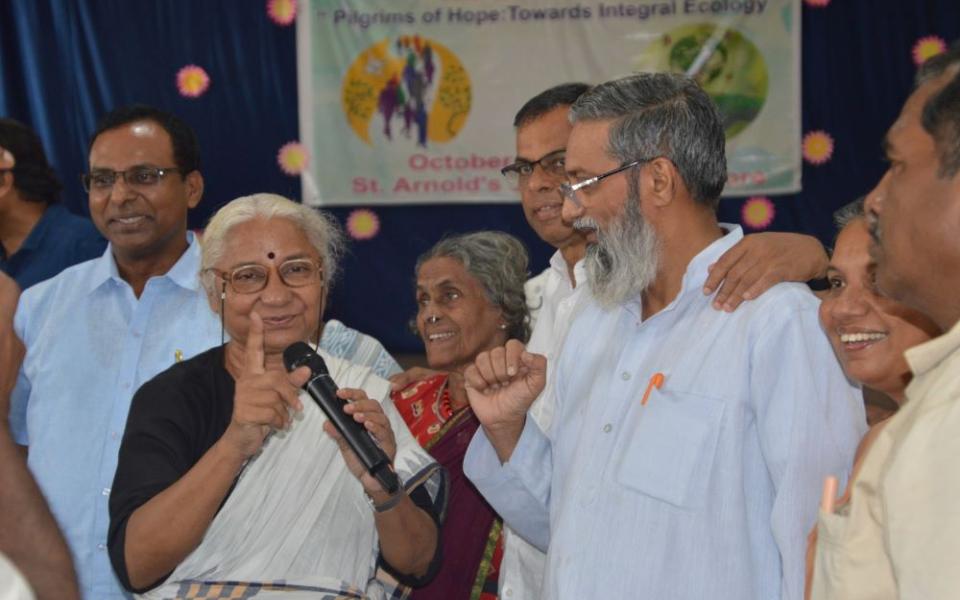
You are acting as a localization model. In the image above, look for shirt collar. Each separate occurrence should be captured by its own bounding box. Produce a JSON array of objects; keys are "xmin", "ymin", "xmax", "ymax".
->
[
  {"xmin": 621, "ymin": 223, "xmax": 742, "ymax": 319},
  {"xmin": 548, "ymin": 250, "xmax": 585, "ymax": 289},
  {"xmin": 679, "ymin": 224, "xmax": 743, "ymax": 298},
  {"xmin": 904, "ymin": 316, "xmax": 960, "ymax": 377},
  {"xmin": 85, "ymin": 231, "xmax": 201, "ymax": 295},
  {"xmin": 13, "ymin": 204, "xmax": 68, "ymax": 256}
]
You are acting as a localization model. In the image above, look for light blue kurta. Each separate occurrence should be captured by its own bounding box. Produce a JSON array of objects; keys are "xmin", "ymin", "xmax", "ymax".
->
[{"xmin": 465, "ymin": 226, "xmax": 866, "ymax": 600}]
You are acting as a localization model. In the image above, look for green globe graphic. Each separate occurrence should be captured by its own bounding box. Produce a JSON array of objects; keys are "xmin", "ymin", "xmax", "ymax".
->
[{"xmin": 637, "ymin": 24, "xmax": 768, "ymax": 138}]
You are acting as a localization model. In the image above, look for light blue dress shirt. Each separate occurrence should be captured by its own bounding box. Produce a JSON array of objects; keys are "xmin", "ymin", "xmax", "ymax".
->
[
  {"xmin": 10, "ymin": 233, "xmax": 220, "ymax": 600},
  {"xmin": 464, "ymin": 226, "xmax": 866, "ymax": 600}
]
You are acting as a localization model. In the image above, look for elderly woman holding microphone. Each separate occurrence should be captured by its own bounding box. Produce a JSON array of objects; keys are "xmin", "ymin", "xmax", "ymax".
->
[{"xmin": 108, "ymin": 194, "xmax": 443, "ymax": 599}]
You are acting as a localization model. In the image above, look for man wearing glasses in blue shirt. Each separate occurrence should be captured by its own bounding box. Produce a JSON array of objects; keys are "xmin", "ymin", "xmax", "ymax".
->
[{"xmin": 8, "ymin": 105, "xmax": 222, "ymax": 600}]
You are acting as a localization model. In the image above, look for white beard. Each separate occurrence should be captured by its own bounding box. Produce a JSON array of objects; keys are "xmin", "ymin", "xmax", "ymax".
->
[{"xmin": 577, "ymin": 194, "xmax": 660, "ymax": 309}]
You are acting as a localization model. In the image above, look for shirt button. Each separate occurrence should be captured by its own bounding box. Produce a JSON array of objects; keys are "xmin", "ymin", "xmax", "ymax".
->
[
  {"xmin": 97, "ymin": 543, "xmax": 106, "ymax": 551},
  {"xmin": 111, "ymin": 432, "xmax": 120, "ymax": 440},
  {"xmin": 603, "ymin": 424, "xmax": 612, "ymax": 433},
  {"xmin": 101, "ymin": 487, "xmax": 111, "ymax": 496},
  {"xmin": 621, "ymin": 372, "xmax": 631, "ymax": 381},
  {"xmin": 504, "ymin": 588, "xmax": 513, "ymax": 597}
]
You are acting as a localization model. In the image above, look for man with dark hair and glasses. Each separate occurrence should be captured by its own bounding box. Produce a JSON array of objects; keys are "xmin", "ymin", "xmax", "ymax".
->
[
  {"xmin": 0, "ymin": 118, "xmax": 105, "ymax": 290},
  {"xmin": 462, "ymin": 73, "xmax": 865, "ymax": 599},
  {"xmin": 8, "ymin": 104, "xmax": 221, "ymax": 600}
]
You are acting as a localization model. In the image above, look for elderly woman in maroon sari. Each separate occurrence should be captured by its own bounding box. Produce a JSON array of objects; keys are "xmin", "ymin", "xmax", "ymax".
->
[{"xmin": 390, "ymin": 231, "xmax": 530, "ymax": 600}]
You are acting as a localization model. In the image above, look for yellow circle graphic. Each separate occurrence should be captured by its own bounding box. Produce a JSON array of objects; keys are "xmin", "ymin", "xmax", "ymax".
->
[{"xmin": 342, "ymin": 36, "xmax": 471, "ymax": 147}]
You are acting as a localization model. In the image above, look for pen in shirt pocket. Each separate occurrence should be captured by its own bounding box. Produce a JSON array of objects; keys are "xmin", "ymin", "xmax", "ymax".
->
[{"xmin": 641, "ymin": 372, "xmax": 665, "ymax": 406}]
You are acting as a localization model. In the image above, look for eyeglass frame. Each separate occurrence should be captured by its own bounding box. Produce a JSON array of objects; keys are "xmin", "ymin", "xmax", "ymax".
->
[
  {"xmin": 80, "ymin": 165, "xmax": 182, "ymax": 193},
  {"xmin": 500, "ymin": 149, "xmax": 567, "ymax": 183},
  {"xmin": 559, "ymin": 157, "xmax": 659, "ymax": 208},
  {"xmin": 205, "ymin": 258, "xmax": 325, "ymax": 295}
]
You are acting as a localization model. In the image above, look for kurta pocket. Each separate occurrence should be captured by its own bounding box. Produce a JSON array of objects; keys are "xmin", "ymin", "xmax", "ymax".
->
[{"xmin": 612, "ymin": 388, "xmax": 724, "ymax": 510}]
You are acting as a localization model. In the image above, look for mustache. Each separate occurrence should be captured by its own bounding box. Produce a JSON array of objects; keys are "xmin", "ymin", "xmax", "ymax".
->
[{"xmin": 573, "ymin": 216, "xmax": 599, "ymax": 233}]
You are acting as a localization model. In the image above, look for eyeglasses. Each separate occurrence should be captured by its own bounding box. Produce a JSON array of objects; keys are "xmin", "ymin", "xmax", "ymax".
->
[
  {"xmin": 209, "ymin": 259, "xmax": 324, "ymax": 295},
  {"xmin": 559, "ymin": 158, "xmax": 657, "ymax": 208},
  {"xmin": 81, "ymin": 166, "xmax": 181, "ymax": 193},
  {"xmin": 500, "ymin": 150, "xmax": 566, "ymax": 185}
]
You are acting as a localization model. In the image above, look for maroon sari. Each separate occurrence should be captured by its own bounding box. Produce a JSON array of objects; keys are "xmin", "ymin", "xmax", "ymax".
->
[{"xmin": 393, "ymin": 375, "xmax": 502, "ymax": 600}]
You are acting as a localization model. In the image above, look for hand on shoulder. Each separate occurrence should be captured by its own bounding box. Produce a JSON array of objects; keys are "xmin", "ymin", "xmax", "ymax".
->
[{"xmin": 703, "ymin": 232, "xmax": 828, "ymax": 312}]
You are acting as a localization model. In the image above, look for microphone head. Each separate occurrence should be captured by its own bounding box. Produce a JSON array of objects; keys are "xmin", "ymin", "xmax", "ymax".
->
[{"xmin": 282, "ymin": 341, "xmax": 328, "ymax": 375}]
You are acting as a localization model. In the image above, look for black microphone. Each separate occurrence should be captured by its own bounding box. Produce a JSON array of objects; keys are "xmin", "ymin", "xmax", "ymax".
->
[{"xmin": 283, "ymin": 342, "xmax": 400, "ymax": 494}]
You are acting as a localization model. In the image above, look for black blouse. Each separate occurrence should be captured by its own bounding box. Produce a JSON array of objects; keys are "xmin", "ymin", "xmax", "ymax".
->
[{"xmin": 108, "ymin": 345, "xmax": 441, "ymax": 593}]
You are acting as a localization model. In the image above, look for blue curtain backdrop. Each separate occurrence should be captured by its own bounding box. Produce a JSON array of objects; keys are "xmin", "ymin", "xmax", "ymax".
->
[{"xmin": 2, "ymin": 0, "xmax": 958, "ymax": 353}]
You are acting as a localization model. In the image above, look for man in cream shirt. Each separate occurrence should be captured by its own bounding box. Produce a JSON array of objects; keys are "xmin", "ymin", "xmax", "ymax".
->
[{"xmin": 811, "ymin": 41, "xmax": 960, "ymax": 600}]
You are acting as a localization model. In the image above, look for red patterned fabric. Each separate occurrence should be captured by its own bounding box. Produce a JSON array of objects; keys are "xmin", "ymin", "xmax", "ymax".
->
[{"xmin": 393, "ymin": 375, "xmax": 503, "ymax": 600}]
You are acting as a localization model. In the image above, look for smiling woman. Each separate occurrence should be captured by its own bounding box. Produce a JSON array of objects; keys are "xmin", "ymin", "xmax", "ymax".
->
[
  {"xmin": 391, "ymin": 231, "xmax": 530, "ymax": 600},
  {"xmin": 806, "ymin": 198, "xmax": 942, "ymax": 599},
  {"xmin": 819, "ymin": 199, "xmax": 940, "ymax": 419},
  {"xmin": 108, "ymin": 193, "xmax": 444, "ymax": 599}
]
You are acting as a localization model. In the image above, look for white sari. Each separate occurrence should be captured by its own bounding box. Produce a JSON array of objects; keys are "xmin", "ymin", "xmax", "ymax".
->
[{"xmin": 139, "ymin": 352, "xmax": 442, "ymax": 600}]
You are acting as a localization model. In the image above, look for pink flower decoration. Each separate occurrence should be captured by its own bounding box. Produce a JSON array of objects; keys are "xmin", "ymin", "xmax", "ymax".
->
[
  {"xmin": 277, "ymin": 142, "xmax": 309, "ymax": 176},
  {"xmin": 802, "ymin": 130, "xmax": 834, "ymax": 166},
  {"xmin": 741, "ymin": 197, "xmax": 775, "ymax": 230},
  {"xmin": 346, "ymin": 209, "xmax": 381, "ymax": 241},
  {"xmin": 176, "ymin": 65, "xmax": 210, "ymax": 98},
  {"xmin": 803, "ymin": 0, "xmax": 830, "ymax": 6},
  {"xmin": 267, "ymin": 0, "xmax": 297, "ymax": 26},
  {"xmin": 912, "ymin": 36, "xmax": 947, "ymax": 66}
]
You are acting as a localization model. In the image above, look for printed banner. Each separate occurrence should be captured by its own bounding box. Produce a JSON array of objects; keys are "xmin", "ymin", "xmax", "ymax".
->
[{"xmin": 296, "ymin": 0, "xmax": 800, "ymax": 205}]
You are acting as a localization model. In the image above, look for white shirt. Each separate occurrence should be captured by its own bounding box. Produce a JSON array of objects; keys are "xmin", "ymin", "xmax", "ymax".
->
[
  {"xmin": 0, "ymin": 553, "xmax": 34, "ymax": 600},
  {"xmin": 466, "ymin": 226, "xmax": 866, "ymax": 600},
  {"xmin": 524, "ymin": 268, "xmax": 550, "ymax": 331},
  {"xmin": 501, "ymin": 251, "xmax": 586, "ymax": 600},
  {"xmin": 524, "ymin": 251, "xmax": 587, "ymax": 433}
]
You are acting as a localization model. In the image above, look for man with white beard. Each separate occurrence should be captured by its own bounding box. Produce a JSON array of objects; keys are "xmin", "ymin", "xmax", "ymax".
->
[{"xmin": 461, "ymin": 73, "xmax": 866, "ymax": 600}]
